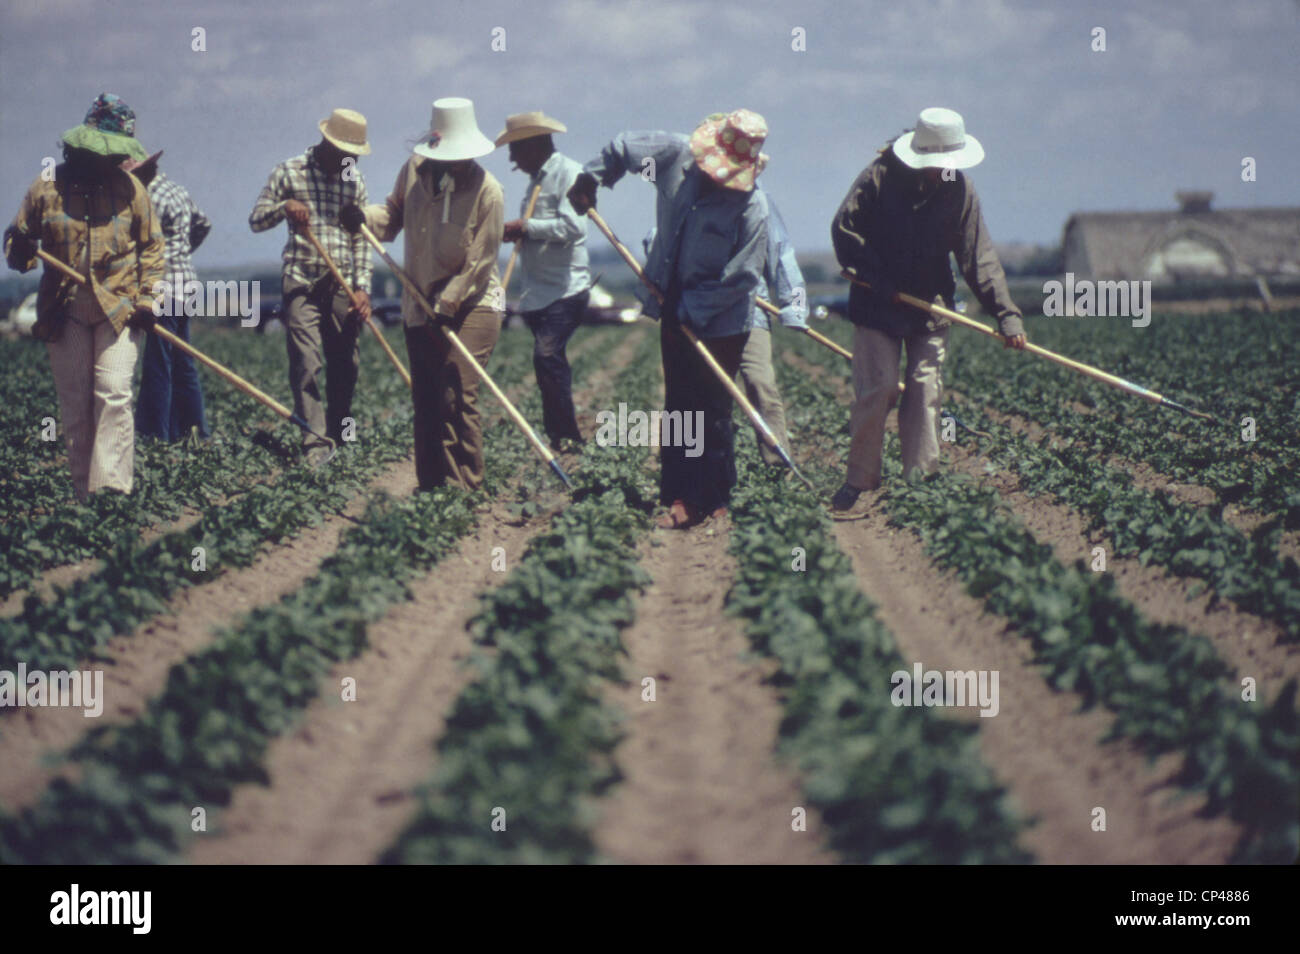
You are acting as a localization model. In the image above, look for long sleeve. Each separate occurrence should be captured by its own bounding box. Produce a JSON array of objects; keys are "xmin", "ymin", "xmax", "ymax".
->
[
  {"xmin": 679, "ymin": 197, "xmax": 768, "ymax": 334},
  {"xmin": 189, "ymin": 200, "xmax": 211, "ymax": 252},
  {"xmin": 437, "ymin": 178, "xmax": 504, "ymax": 315},
  {"xmin": 249, "ymin": 163, "xmax": 289, "ymax": 233},
  {"xmin": 954, "ymin": 186, "xmax": 1023, "ymax": 337},
  {"xmin": 523, "ymin": 162, "xmax": 584, "ymax": 244},
  {"xmin": 831, "ymin": 163, "xmax": 890, "ymax": 287},
  {"xmin": 4, "ymin": 178, "xmax": 42, "ymax": 271},
  {"xmin": 350, "ymin": 174, "xmax": 372, "ymax": 290},
  {"xmin": 364, "ymin": 161, "xmax": 407, "ymax": 243},
  {"xmin": 765, "ymin": 200, "xmax": 807, "ymax": 328},
  {"xmin": 583, "ymin": 131, "xmax": 690, "ymax": 191}
]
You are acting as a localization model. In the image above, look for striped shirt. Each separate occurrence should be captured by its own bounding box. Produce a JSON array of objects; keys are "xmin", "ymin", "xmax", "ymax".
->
[
  {"xmin": 248, "ymin": 145, "xmax": 372, "ymax": 290},
  {"xmin": 147, "ymin": 171, "xmax": 210, "ymax": 297}
]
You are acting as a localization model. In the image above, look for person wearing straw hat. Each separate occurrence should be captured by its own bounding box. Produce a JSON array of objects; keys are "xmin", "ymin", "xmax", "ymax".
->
[
  {"xmin": 249, "ymin": 108, "xmax": 374, "ymax": 467},
  {"xmin": 123, "ymin": 150, "xmax": 212, "ymax": 443},
  {"xmin": 496, "ymin": 110, "xmax": 591, "ymax": 455},
  {"xmin": 4, "ymin": 93, "xmax": 164, "ymax": 501},
  {"xmin": 340, "ymin": 97, "xmax": 504, "ymax": 491},
  {"xmin": 569, "ymin": 110, "xmax": 770, "ymax": 529},
  {"xmin": 829, "ymin": 107, "xmax": 1026, "ymax": 515}
]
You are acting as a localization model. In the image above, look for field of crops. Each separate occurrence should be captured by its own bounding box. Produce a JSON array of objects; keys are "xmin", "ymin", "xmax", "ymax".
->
[{"xmin": 0, "ymin": 305, "xmax": 1296, "ymax": 864}]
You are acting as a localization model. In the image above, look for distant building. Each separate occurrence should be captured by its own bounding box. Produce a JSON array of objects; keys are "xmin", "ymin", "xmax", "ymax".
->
[{"xmin": 1062, "ymin": 192, "xmax": 1300, "ymax": 281}]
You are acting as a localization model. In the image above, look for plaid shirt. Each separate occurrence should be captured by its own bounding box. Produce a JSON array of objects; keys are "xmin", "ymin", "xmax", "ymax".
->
[
  {"xmin": 248, "ymin": 145, "xmax": 372, "ymax": 290},
  {"xmin": 5, "ymin": 166, "xmax": 164, "ymax": 335},
  {"xmin": 147, "ymin": 171, "xmax": 210, "ymax": 293}
]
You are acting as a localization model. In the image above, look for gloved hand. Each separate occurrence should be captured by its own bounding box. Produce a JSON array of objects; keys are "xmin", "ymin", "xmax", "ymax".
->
[
  {"xmin": 128, "ymin": 305, "xmax": 157, "ymax": 332},
  {"xmin": 4, "ymin": 229, "xmax": 37, "ymax": 272},
  {"xmin": 566, "ymin": 173, "xmax": 598, "ymax": 214},
  {"xmin": 339, "ymin": 203, "xmax": 366, "ymax": 234}
]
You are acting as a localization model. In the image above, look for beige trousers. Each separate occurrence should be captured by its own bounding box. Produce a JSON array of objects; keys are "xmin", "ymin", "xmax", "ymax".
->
[
  {"xmin": 46, "ymin": 294, "xmax": 141, "ymax": 500},
  {"xmin": 736, "ymin": 326, "xmax": 791, "ymax": 465},
  {"xmin": 847, "ymin": 324, "xmax": 948, "ymax": 490}
]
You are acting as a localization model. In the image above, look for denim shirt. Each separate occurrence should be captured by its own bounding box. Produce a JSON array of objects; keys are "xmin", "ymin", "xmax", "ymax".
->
[
  {"xmin": 584, "ymin": 131, "xmax": 767, "ymax": 338},
  {"xmin": 518, "ymin": 151, "xmax": 591, "ymax": 312}
]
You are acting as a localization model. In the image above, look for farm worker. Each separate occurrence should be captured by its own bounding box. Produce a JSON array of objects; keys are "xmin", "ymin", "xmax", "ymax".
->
[
  {"xmin": 496, "ymin": 110, "xmax": 591, "ymax": 455},
  {"xmin": 124, "ymin": 150, "xmax": 212, "ymax": 443},
  {"xmin": 3, "ymin": 93, "xmax": 164, "ymax": 501},
  {"xmin": 643, "ymin": 183, "xmax": 806, "ymax": 468},
  {"xmin": 569, "ymin": 110, "xmax": 770, "ymax": 529},
  {"xmin": 249, "ymin": 108, "xmax": 373, "ymax": 468},
  {"xmin": 340, "ymin": 97, "xmax": 504, "ymax": 491},
  {"xmin": 829, "ymin": 107, "xmax": 1026, "ymax": 514}
]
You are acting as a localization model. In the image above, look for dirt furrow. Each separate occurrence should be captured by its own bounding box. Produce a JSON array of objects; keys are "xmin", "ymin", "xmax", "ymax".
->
[
  {"xmin": 592, "ymin": 524, "xmax": 836, "ymax": 865},
  {"xmin": 832, "ymin": 511, "xmax": 1242, "ymax": 864}
]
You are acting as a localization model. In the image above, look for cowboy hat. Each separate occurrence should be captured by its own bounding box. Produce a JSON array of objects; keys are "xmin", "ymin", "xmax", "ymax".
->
[
  {"xmin": 61, "ymin": 92, "xmax": 148, "ymax": 160},
  {"xmin": 494, "ymin": 110, "xmax": 567, "ymax": 147},
  {"xmin": 414, "ymin": 98, "xmax": 495, "ymax": 161},
  {"xmin": 689, "ymin": 109, "xmax": 768, "ymax": 192},
  {"xmin": 892, "ymin": 107, "xmax": 984, "ymax": 170},
  {"xmin": 318, "ymin": 108, "xmax": 371, "ymax": 155}
]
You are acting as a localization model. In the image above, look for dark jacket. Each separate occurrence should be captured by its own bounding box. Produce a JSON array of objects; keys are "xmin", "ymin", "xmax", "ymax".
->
[{"xmin": 831, "ymin": 147, "xmax": 1024, "ymax": 339}]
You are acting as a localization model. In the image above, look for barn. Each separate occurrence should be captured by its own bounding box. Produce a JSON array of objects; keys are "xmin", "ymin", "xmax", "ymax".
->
[{"xmin": 1062, "ymin": 192, "xmax": 1300, "ymax": 282}]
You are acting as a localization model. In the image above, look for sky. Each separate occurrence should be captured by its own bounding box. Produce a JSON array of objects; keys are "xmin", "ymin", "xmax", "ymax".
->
[{"xmin": 1, "ymin": 0, "xmax": 1297, "ymax": 270}]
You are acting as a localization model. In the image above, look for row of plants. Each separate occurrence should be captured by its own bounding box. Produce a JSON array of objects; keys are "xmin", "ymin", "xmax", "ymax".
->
[
  {"xmin": 785, "ymin": 316, "xmax": 1300, "ymax": 642},
  {"xmin": 0, "ymin": 324, "xmax": 410, "ymax": 597},
  {"xmin": 771, "ymin": 331, "xmax": 1298, "ymax": 863},
  {"xmin": 725, "ymin": 450, "xmax": 1034, "ymax": 862},
  {"xmin": 0, "ymin": 324, "xmax": 541, "ymax": 676},
  {"xmin": 944, "ymin": 309, "xmax": 1300, "ymax": 522},
  {"xmin": 382, "ymin": 326, "xmax": 660, "ymax": 863},
  {"xmin": 0, "ymin": 324, "xmax": 580, "ymax": 862}
]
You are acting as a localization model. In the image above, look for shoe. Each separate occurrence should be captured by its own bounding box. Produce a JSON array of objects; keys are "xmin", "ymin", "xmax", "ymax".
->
[
  {"xmin": 655, "ymin": 500, "xmax": 699, "ymax": 529},
  {"xmin": 550, "ymin": 436, "xmax": 585, "ymax": 456},
  {"xmin": 830, "ymin": 483, "xmax": 864, "ymax": 511}
]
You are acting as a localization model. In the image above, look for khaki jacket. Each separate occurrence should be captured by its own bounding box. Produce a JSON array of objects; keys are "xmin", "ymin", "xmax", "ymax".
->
[
  {"xmin": 364, "ymin": 157, "xmax": 504, "ymax": 326},
  {"xmin": 6, "ymin": 165, "xmax": 164, "ymax": 336}
]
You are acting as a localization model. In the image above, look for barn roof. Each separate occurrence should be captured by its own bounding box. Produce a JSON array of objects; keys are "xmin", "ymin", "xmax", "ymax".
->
[{"xmin": 1062, "ymin": 196, "xmax": 1300, "ymax": 281}]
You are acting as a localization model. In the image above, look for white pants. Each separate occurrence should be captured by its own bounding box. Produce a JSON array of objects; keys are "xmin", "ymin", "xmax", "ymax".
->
[
  {"xmin": 45, "ymin": 301, "xmax": 141, "ymax": 500},
  {"xmin": 847, "ymin": 324, "xmax": 948, "ymax": 490}
]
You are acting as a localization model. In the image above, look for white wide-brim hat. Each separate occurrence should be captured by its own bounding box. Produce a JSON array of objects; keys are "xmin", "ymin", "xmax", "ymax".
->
[
  {"xmin": 892, "ymin": 107, "xmax": 984, "ymax": 170},
  {"xmin": 414, "ymin": 97, "xmax": 496, "ymax": 161}
]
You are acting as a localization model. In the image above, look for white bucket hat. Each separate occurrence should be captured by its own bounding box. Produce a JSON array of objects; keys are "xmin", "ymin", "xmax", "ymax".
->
[
  {"xmin": 892, "ymin": 107, "xmax": 984, "ymax": 170},
  {"xmin": 413, "ymin": 97, "xmax": 496, "ymax": 161}
]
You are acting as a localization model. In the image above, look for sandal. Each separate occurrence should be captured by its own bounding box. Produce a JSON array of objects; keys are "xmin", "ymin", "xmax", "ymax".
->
[{"xmin": 655, "ymin": 500, "xmax": 697, "ymax": 529}]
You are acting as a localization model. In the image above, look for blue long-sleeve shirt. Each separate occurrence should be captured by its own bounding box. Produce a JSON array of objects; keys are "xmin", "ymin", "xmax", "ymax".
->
[
  {"xmin": 644, "ymin": 189, "xmax": 808, "ymax": 333},
  {"xmin": 583, "ymin": 131, "xmax": 767, "ymax": 338},
  {"xmin": 517, "ymin": 151, "xmax": 591, "ymax": 312}
]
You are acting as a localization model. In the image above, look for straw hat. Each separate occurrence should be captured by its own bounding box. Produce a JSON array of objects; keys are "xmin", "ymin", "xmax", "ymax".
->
[
  {"xmin": 414, "ymin": 98, "xmax": 496, "ymax": 161},
  {"xmin": 689, "ymin": 109, "xmax": 768, "ymax": 191},
  {"xmin": 318, "ymin": 108, "xmax": 371, "ymax": 155},
  {"xmin": 892, "ymin": 107, "xmax": 984, "ymax": 170},
  {"xmin": 61, "ymin": 93, "xmax": 148, "ymax": 160},
  {"xmin": 494, "ymin": 110, "xmax": 567, "ymax": 147}
]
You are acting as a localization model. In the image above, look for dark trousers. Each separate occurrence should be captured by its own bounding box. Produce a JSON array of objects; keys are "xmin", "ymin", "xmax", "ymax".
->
[
  {"xmin": 522, "ymin": 288, "xmax": 587, "ymax": 443},
  {"xmin": 135, "ymin": 311, "xmax": 208, "ymax": 441},
  {"xmin": 284, "ymin": 276, "xmax": 360, "ymax": 448},
  {"xmin": 659, "ymin": 312, "xmax": 748, "ymax": 513},
  {"xmin": 403, "ymin": 303, "xmax": 501, "ymax": 491}
]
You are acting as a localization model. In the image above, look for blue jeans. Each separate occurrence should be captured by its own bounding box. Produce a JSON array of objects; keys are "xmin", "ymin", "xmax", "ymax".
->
[
  {"xmin": 135, "ymin": 312, "xmax": 208, "ymax": 441},
  {"xmin": 522, "ymin": 289, "xmax": 587, "ymax": 444}
]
